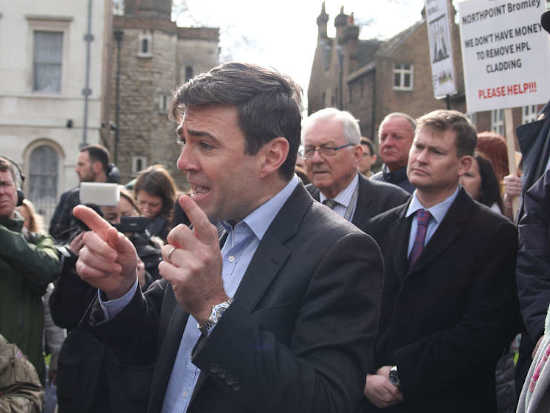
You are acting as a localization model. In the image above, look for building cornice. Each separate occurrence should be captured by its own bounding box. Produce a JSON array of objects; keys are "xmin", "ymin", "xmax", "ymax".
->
[{"xmin": 25, "ymin": 15, "xmax": 73, "ymax": 22}]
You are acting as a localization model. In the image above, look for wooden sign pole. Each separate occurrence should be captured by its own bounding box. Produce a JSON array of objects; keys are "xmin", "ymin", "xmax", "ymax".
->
[{"xmin": 503, "ymin": 108, "xmax": 519, "ymax": 216}]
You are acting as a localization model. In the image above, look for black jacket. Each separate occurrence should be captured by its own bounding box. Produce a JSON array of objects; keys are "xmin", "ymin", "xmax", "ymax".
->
[
  {"xmin": 517, "ymin": 169, "xmax": 550, "ymax": 346},
  {"xmin": 49, "ymin": 187, "xmax": 81, "ymax": 244},
  {"xmin": 307, "ymin": 173, "xmax": 409, "ymax": 233}
]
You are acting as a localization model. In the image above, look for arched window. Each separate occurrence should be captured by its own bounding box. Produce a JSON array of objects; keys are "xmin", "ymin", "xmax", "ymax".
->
[
  {"xmin": 28, "ymin": 145, "xmax": 59, "ymax": 223},
  {"xmin": 138, "ymin": 30, "xmax": 152, "ymax": 57}
]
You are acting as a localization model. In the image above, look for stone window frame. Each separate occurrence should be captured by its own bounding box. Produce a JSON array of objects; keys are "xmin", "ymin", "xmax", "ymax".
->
[
  {"xmin": 23, "ymin": 138, "xmax": 65, "ymax": 225},
  {"xmin": 491, "ymin": 109, "xmax": 505, "ymax": 135},
  {"xmin": 132, "ymin": 156, "xmax": 147, "ymax": 176},
  {"xmin": 393, "ymin": 63, "xmax": 414, "ymax": 91},
  {"xmin": 158, "ymin": 94, "xmax": 169, "ymax": 114},
  {"xmin": 138, "ymin": 30, "xmax": 153, "ymax": 58},
  {"xmin": 522, "ymin": 105, "xmax": 539, "ymax": 124},
  {"xmin": 26, "ymin": 15, "xmax": 72, "ymax": 95}
]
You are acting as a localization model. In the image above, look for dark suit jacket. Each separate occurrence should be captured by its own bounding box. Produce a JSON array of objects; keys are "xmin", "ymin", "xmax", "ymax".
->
[
  {"xmin": 364, "ymin": 189, "xmax": 519, "ymax": 413},
  {"xmin": 516, "ymin": 100, "xmax": 550, "ymax": 220},
  {"xmin": 307, "ymin": 173, "xmax": 409, "ymax": 232},
  {"xmin": 90, "ymin": 184, "xmax": 384, "ymax": 413}
]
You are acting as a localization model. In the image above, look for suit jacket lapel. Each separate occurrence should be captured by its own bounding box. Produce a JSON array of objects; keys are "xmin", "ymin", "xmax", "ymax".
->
[
  {"xmin": 408, "ymin": 189, "xmax": 473, "ymax": 275},
  {"xmin": 391, "ymin": 204, "xmax": 413, "ymax": 280},
  {"xmin": 351, "ymin": 174, "xmax": 373, "ymax": 228},
  {"xmin": 189, "ymin": 184, "xmax": 312, "ymax": 402},
  {"xmin": 234, "ymin": 184, "xmax": 311, "ymax": 311}
]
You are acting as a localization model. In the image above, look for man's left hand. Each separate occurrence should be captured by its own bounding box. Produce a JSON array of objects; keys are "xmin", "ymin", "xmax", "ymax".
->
[
  {"xmin": 159, "ymin": 195, "xmax": 228, "ymax": 324},
  {"xmin": 364, "ymin": 366, "xmax": 404, "ymax": 408}
]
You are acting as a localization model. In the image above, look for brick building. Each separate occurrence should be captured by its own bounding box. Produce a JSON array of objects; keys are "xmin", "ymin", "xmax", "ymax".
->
[
  {"xmin": 103, "ymin": 0, "xmax": 219, "ymax": 187},
  {"xmin": 308, "ymin": 3, "xmax": 547, "ymax": 150}
]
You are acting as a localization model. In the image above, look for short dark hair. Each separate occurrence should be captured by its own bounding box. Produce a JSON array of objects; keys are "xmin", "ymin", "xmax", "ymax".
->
[
  {"xmin": 475, "ymin": 154, "xmax": 504, "ymax": 211},
  {"xmin": 171, "ymin": 62, "xmax": 303, "ymax": 181},
  {"xmin": 0, "ymin": 157, "xmax": 18, "ymax": 185},
  {"xmin": 360, "ymin": 137, "xmax": 375, "ymax": 156},
  {"xmin": 134, "ymin": 164, "xmax": 177, "ymax": 219},
  {"xmin": 416, "ymin": 110, "xmax": 477, "ymax": 157},
  {"xmin": 81, "ymin": 144, "xmax": 110, "ymax": 173}
]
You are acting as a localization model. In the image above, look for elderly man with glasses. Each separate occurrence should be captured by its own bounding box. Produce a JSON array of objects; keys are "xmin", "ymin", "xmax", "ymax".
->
[{"xmin": 303, "ymin": 108, "xmax": 409, "ymax": 230}]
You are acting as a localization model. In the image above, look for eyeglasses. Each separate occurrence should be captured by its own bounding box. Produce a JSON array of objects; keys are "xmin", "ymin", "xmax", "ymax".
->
[{"xmin": 303, "ymin": 143, "xmax": 354, "ymax": 159}]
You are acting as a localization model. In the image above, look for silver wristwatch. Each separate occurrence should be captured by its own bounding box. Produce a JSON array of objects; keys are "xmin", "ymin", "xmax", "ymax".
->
[
  {"xmin": 198, "ymin": 298, "xmax": 233, "ymax": 335},
  {"xmin": 389, "ymin": 365, "xmax": 400, "ymax": 388}
]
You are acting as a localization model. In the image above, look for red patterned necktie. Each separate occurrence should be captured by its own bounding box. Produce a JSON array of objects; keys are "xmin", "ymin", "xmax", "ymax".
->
[{"xmin": 409, "ymin": 209, "xmax": 431, "ymax": 268}]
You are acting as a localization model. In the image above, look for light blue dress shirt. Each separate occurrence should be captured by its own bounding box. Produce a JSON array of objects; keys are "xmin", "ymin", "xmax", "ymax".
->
[
  {"xmin": 405, "ymin": 187, "xmax": 459, "ymax": 256},
  {"xmin": 318, "ymin": 173, "xmax": 359, "ymax": 220},
  {"xmin": 101, "ymin": 176, "xmax": 300, "ymax": 413}
]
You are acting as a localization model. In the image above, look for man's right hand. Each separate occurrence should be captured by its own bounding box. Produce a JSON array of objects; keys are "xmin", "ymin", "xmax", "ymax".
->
[
  {"xmin": 73, "ymin": 205, "xmax": 138, "ymax": 300},
  {"xmin": 503, "ymin": 174, "xmax": 522, "ymax": 203}
]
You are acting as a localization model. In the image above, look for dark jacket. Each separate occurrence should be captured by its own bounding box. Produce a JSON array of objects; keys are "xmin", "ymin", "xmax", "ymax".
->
[
  {"xmin": 514, "ymin": 101, "xmax": 550, "ymax": 392},
  {"xmin": 371, "ymin": 165, "xmax": 415, "ymax": 194},
  {"xmin": 51, "ymin": 248, "xmax": 153, "ymax": 413},
  {"xmin": 84, "ymin": 184, "xmax": 384, "ymax": 413},
  {"xmin": 516, "ymin": 101, "xmax": 550, "ymax": 220},
  {"xmin": 0, "ymin": 213, "xmax": 62, "ymax": 380},
  {"xmin": 517, "ymin": 169, "xmax": 550, "ymax": 348},
  {"xmin": 307, "ymin": 173, "xmax": 409, "ymax": 232},
  {"xmin": 364, "ymin": 189, "xmax": 520, "ymax": 413},
  {"xmin": 49, "ymin": 187, "xmax": 81, "ymax": 244}
]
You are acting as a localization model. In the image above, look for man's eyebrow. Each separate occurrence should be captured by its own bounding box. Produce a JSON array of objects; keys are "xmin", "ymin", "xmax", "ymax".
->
[{"xmin": 186, "ymin": 128, "xmax": 221, "ymax": 145}]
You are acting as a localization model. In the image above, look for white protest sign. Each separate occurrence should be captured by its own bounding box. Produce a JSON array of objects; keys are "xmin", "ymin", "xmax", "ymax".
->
[
  {"xmin": 458, "ymin": 0, "xmax": 550, "ymax": 113},
  {"xmin": 425, "ymin": 0, "xmax": 458, "ymax": 98}
]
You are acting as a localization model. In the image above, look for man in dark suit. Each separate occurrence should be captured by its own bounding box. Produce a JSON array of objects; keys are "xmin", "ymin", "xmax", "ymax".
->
[
  {"xmin": 363, "ymin": 110, "xmax": 519, "ymax": 412},
  {"xmin": 302, "ymin": 108, "xmax": 409, "ymax": 231},
  {"xmin": 72, "ymin": 63, "xmax": 383, "ymax": 413}
]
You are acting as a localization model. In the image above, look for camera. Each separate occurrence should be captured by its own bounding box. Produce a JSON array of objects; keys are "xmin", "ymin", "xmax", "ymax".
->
[{"xmin": 114, "ymin": 216, "xmax": 150, "ymax": 234}]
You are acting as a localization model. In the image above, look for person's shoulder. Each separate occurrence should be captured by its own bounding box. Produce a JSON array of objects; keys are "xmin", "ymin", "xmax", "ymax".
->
[
  {"xmin": 370, "ymin": 170, "xmax": 383, "ymax": 181},
  {"xmin": 370, "ymin": 201, "xmax": 406, "ymax": 224},
  {"xmin": 58, "ymin": 186, "xmax": 80, "ymax": 203},
  {"xmin": 304, "ymin": 198, "xmax": 367, "ymax": 240},
  {"xmin": 304, "ymin": 183, "xmax": 318, "ymax": 198},
  {"xmin": 467, "ymin": 196, "xmax": 516, "ymax": 235}
]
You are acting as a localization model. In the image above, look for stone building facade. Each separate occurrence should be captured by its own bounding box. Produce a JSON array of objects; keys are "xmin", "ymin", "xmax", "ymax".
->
[
  {"xmin": 103, "ymin": 0, "xmax": 219, "ymax": 188},
  {"xmin": 0, "ymin": 0, "xmax": 112, "ymax": 224}
]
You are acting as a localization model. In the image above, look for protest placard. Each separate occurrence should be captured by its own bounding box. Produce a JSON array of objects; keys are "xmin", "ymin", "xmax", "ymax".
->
[
  {"xmin": 458, "ymin": 0, "xmax": 550, "ymax": 113},
  {"xmin": 425, "ymin": 0, "xmax": 458, "ymax": 98}
]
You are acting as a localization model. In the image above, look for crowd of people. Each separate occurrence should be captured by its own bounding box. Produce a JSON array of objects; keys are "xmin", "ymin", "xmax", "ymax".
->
[{"xmin": 1, "ymin": 9, "xmax": 550, "ymax": 413}]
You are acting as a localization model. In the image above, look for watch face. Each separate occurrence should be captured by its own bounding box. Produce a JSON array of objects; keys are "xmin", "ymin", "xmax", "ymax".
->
[{"xmin": 389, "ymin": 368, "xmax": 400, "ymax": 387}]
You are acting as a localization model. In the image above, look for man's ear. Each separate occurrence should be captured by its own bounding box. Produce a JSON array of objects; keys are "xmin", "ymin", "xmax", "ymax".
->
[
  {"xmin": 458, "ymin": 155, "xmax": 473, "ymax": 177},
  {"xmin": 258, "ymin": 137, "xmax": 289, "ymax": 178}
]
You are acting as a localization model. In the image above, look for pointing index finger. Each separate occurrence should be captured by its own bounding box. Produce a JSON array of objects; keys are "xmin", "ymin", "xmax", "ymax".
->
[
  {"xmin": 73, "ymin": 205, "xmax": 113, "ymax": 241},
  {"xmin": 178, "ymin": 195, "xmax": 218, "ymax": 244}
]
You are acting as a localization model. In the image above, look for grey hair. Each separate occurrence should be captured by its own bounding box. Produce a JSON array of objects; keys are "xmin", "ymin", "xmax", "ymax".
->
[
  {"xmin": 379, "ymin": 112, "xmax": 416, "ymax": 137},
  {"xmin": 302, "ymin": 107, "xmax": 361, "ymax": 145}
]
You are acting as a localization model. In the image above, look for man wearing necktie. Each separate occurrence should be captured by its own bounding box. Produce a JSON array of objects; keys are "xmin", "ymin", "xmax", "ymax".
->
[
  {"xmin": 302, "ymin": 108, "xmax": 409, "ymax": 231},
  {"xmin": 363, "ymin": 110, "xmax": 520, "ymax": 413}
]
